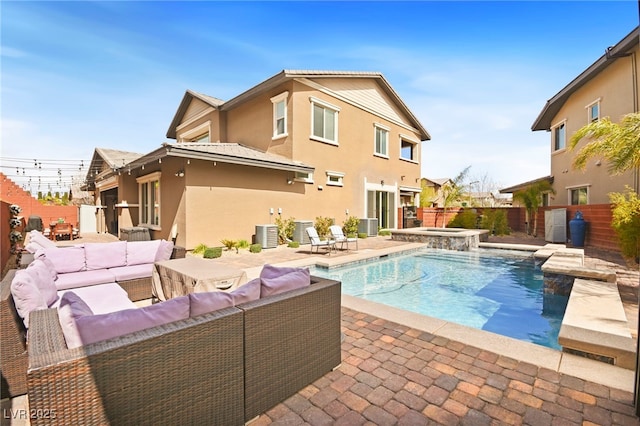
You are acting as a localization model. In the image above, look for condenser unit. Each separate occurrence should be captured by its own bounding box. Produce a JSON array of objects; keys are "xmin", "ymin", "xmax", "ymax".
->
[
  {"xmin": 358, "ymin": 218, "xmax": 378, "ymax": 237},
  {"xmin": 293, "ymin": 220, "xmax": 313, "ymax": 244},
  {"xmin": 255, "ymin": 224, "xmax": 278, "ymax": 249}
]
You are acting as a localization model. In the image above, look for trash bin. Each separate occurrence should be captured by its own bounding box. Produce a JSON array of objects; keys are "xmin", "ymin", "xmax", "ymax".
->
[{"xmin": 569, "ymin": 211, "xmax": 586, "ymax": 247}]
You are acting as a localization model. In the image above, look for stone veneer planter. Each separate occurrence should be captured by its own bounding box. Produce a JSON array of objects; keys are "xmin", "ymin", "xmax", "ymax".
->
[{"xmin": 390, "ymin": 227, "xmax": 489, "ymax": 251}]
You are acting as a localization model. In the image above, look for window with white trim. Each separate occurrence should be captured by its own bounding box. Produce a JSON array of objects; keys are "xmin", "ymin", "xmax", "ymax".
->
[
  {"xmin": 326, "ymin": 170, "xmax": 344, "ymax": 187},
  {"xmin": 400, "ymin": 138, "xmax": 417, "ymax": 161},
  {"xmin": 179, "ymin": 121, "xmax": 210, "ymax": 143},
  {"xmin": 294, "ymin": 171, "xmax": 314, "ymax": 183},
  {"xmin": 553, "ymin": 121, "xmax": 566, "ymax": 151},
  {"xmin": 271, "ymin": 92, "xmax": 288, "ymax": 138},
  {"xmin": 310, "ymin": 97, "xmax": 339, "ymax": 144},
  {"xmin": 569, "ymin": 187, "xmax": 588, "ymax": 205},
  {"xmin": 587, "ymin": 100, "xmax": 600, "ymax": 123},
  {"xmin": 374, "ymin": 124, "xmax": 389, "ymax": 157},
  {"xmin": 137, "ymin": 172, "xmax": 161, "ymax": 227}
]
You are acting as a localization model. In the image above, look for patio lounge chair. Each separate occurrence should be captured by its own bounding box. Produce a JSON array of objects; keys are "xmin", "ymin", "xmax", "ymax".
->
[
  {"xmin": 329, "ymin": 225, "xmax": 358, "ymax": 251},
  {"xmin": 305, "ymin": 227, "xmax": 335, "ymax": 255}
]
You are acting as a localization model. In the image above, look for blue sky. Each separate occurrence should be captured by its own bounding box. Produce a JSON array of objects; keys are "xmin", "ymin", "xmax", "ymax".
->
[{"xmin": 1, "ymin": 1, "xmax": 638, "ymax": 194}]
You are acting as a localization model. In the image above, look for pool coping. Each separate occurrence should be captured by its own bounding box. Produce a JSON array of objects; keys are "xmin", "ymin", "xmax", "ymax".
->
[{"xmin": 245, "ymin": 243, "xmax": 636, "ymax": 393}]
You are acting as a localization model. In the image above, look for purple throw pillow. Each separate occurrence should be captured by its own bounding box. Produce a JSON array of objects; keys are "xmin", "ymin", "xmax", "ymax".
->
[
  {"xmin": 76, "ymin": 295, "xmax": 190, "ymax": 346},
  {"xmin": 189, "ymin": 291, "xmax": 234, "ymax": 317},
  {"xmin": 260, "ymin": 264, "xmax": 305, "ymax": 280},
  {"xmin": 155, "ymin": 240, "xmax": 174, "ymax": 262},
  {"xmin": 10, "ymin": 269, "xmax": 47, "ymax": 328},
  {"xmin": 58, "ymin": 292, "xmax": 94, "ymax": 349},
  {"xmin": 260, "ymin": 268, "xmax": 311, "ymax": 298},
  {"xmin": 229, "ymin": 278, "xmax": 261, "ymax": 305}
]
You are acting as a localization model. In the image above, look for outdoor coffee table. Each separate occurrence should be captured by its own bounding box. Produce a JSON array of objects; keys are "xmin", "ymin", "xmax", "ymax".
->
[{"xmin": 152, "ymin": 256, "xmax": 248, "ymax": 301}]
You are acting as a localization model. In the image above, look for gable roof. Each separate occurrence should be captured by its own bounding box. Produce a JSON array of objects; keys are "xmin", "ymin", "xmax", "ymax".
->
[
  {"xmin": 84, "ymin": 148, "xmax": 145, "ymax": 189},
  {"xmin": 167, "ymin": 70, "xmax": 430, "ymax": 140},
  {"xmin": 499, "ymin": 175, "xmax": 554, "ymax": 194},
  {"xmin": 126, "ymin": 143, "xmax": 314, "ymax": 174},
  {"xmin": 532, "ymin": 27, "xmax": 639, "ymax": 131}
]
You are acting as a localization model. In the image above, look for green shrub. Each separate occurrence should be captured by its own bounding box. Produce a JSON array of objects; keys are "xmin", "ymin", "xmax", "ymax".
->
[
  {"xmin": 447, "ymin": 209, "xmax": 478, "ymax": 229},
  {"xmin": 314, "ymin": 216, "xmax": 334, "ymax": 239},
  {"xmin": 220, "ymin": 239, "xmax": 237, "ymax": 251},
  {"xmin": 249, "ymin": 243, "xmax": 262, "ymax": 253},
  {"xmin": 192, "ymin": 243, "xmax": 208, "ymax": 255},
  {"xmin": 378, "ymin": 229, "xmax": 391, "ymax": 236},
  {"xmin": 275, "ymin": 216, "xmax": 295, "ymax": 244},
  {"xmin": 358, "ymin": 232, "xmax": 368, "ymax": 239},
  {"xmin": 610, "ymin": 188, "xmax": 640, "ymax": 261},
  {"xmin": 343, "ymin": 216, "xmax": 360, "ymax": 237},
  {"xmin": 287, "ymin": 241, "xmax": 300, "ymax": 248},
  {"xmin": 237, "ymin": 239, "xmax": 250, "ymax": 249},
  {"xmin": 480, "ymin": 210, "xmax": 510, "ymax": 236},
  {"xmin": 203, "ymin": 247, "xmax": 222, "ymax": 259}
]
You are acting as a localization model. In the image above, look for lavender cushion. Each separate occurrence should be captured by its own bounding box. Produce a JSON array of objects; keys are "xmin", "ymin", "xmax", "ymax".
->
[
  {"xmin": 26, "ymin": 259, "xmax": 58, "ymax": 306},
  {"xmin": 28, "ymin": 230, "xmax": 57, "ymax": 250},
  {"xmin": 109, "ymin": 264, "xmax": 153, "ymax": 281},
  {"xmin": 58, "ymin": 292, "xmax": 94, "ymax": 349},
  {"xmin": 54, "ymin": 269, "xmax": 117, "ymax": 290},
  {"xmin": 43, "ymin": 246, "xmax": 86, "ymax": 273},
  {"xmin": 10, "ymin": 269, "xmax": 47, "ymax": 328},
  {"xmin": 260, "ymin": 268, "xmax": 311, "ymax": 298},
  {"xmin": 54, "ymin": 283, "xmax": 136, "ymax": 314},
  {"xmin": 75, "ymin": 295, "xmax": 190, "ymax": 346},
  {"xmin": 230, "ymin": 278, "xmax": 261, "ymax": 305},
  {"xmin": 155, "ymin": 240, "xmax": 174, "ymax": 262},
  {"xmin": 85, "ymin": 241, "xmax": 127, "ymax": 270},
  {"xmin": 127, "ymin": 240, "xmax": 161, "ymax": 266},
  {"xmin": 260, "ymin": 264, "xmax": 305, "ymax": 280},
  {"xmin": 189, "ymin": 291, "xmax": 234, "ymax": 317}
]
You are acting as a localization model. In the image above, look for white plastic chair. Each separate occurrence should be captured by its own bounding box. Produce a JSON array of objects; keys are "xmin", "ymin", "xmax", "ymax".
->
[
  {"xmin": 329, "ymin": 225, "xmax": 358, "ymax": 251},
  {"xmin": 305, "ymin": 227, "xmax": 335, "ymax": 255}
]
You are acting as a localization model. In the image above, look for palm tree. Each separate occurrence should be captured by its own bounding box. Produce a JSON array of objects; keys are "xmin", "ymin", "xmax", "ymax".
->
[
  {"xmin": 513, "ymin": 180, "xmax": 555, "ymax": 237},
  {"xmin": 569, "ymin": 112, "xmax": 640, "ymax": 175},
  {"xmin": 441, "ymin": 166, "xmax": 470, "ymax": 228}
]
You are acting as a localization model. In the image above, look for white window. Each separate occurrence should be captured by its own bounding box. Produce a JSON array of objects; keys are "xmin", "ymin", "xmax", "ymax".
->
[
  {"xmin": 179, "ymin": 121, "xmax": 210, "ymax": 143},
  {"xmin": 310, "ymin": 97, "xmax": 339, "ymax": 144},
  {"xmin": 374, "ymin": 124, "xmax": 389, "ymax": 157},
  {"xmin": 569, "ymin": 186, "xmax": 588, "ymax": 205},
  {"xmin": 137, "ymin": 172, "xmax": 161, "ymax": 227},
  {"xmin": 294, "ymin": 171, "xmax": 314, "ymax": 183},
  {"xmin": 553, "ymin": 121, "xmax": 566, "ymax": 151},
  {"xmin": 400, "ymin": 136, "xmax": 418, "ymax": 162},
  {"xmin": 326, "ymin": 170, "xmax": 344, "ymax": 187},
  {"xmin": 271, "ymin": 92, "xmax": 288, "ymax": 139},
  {"xmin": 587, "ymin": 99, "xmax": 600, "ymax": 123}
]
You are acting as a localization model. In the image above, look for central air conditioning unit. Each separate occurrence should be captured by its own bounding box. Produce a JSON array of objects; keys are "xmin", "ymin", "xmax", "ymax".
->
[
  {"xmin": 255, "ymin": 224, "xmax": 278, "ymax": 249},
  {"xmin": 293, "ymin": 220, "xmax": 313, "ymax": 244},
  {"xmin": 358, "ymin": 218, "xmax": 378, "ymax": 237}
]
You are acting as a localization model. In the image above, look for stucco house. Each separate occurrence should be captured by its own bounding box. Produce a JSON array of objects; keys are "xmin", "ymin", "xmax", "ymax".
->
[
  {"xmin": 528, "ymin": 27, "xmax": 639, "ymax": 206},
  {"xmin": 85, "ymin": 70, "xmax": 430, "ymax": 250}
]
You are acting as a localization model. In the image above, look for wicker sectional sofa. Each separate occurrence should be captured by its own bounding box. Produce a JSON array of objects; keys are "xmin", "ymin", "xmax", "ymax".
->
[
  {"xmin": 0, "ymin": 240, "xmax": 184, "ymax": 399},
  {"xmin": 25, "ymin": 276, "xmax": 341, "ymax": 425}
]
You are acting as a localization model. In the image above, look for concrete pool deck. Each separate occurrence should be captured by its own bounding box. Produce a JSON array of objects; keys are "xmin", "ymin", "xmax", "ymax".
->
[{"xmin": 3, "ymin": 233, "xmax": 639, "ymax": 425}]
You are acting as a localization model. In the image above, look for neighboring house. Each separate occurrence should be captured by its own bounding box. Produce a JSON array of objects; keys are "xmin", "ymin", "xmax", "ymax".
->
[
  {"xmin": 85, "ymin": 70, "xmax": 430, "ymax": 249},
  {"xmin": 468, "ymin": 191, "xmax": 512, "ymax": 208},
  {"xmin": 528, "ymin": 27, "xmax": 639, "ymax": 206},
  {"xmin": 500, "ymin": 176, "xmax": 554, "ymax": 207},
  {"xmin": 421, "ymin": 178, "xmax": 451, "ymax": 207}
]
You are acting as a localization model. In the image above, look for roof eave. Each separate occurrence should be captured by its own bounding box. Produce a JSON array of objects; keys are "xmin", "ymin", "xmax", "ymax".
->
[{"xmin": 531, "ymin": 27, "xmax": 639, "ymax": 132}]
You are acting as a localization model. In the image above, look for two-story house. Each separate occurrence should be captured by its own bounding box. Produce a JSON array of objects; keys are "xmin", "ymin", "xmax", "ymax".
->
[
  {"xmin": 530, "ymin": 27, "xmax": 639, "ymax": 206},
  {"xmin": 85, "ymin": 70, "xmax": 430, "ymax": 249}
]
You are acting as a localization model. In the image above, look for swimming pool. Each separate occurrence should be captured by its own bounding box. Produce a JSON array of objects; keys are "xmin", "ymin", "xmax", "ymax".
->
[{"xmin": 311, "ymin": 248, "xmax": 568, "ymax": 350}]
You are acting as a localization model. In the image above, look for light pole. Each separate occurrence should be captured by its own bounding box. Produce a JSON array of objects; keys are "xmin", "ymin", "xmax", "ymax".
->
[{"xmin": 468, "ymin": 181, "xmax": 479, "ymax": 207}]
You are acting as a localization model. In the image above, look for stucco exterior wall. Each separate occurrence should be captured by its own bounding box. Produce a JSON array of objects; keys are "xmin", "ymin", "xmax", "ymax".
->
[{"xmin": 549, "ymin": 46, "xmax": 639, "ymax": 205}]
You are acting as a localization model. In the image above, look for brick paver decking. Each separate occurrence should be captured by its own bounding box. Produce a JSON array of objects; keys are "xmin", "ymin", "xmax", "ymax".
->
[{"xmin": 253, "ymin": 308, "xmax": 639, "ymax": 425}]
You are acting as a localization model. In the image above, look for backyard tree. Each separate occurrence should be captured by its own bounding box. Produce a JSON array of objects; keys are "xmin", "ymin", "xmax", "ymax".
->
[
  {"xmin": 513, "ymin": 180, "xmax": 554, "ymax": 237},
  {"xmin": 441, "ymin": 166, "xmax": 470, "ymax": 228},
  {"xmin": 569, "ymin": 112, "xmax": 640, "ymax": 262}
]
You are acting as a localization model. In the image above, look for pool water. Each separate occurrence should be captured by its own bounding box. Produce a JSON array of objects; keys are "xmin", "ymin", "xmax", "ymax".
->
[{"xmin": 312, "ymin": 249, "xmax": 568, "ymax": 350}]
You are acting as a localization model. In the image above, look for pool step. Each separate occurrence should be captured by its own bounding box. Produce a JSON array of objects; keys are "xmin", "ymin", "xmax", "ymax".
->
[{"xmin": 558, "ymin": 278, "xmax": 635, "ymax": 370}]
